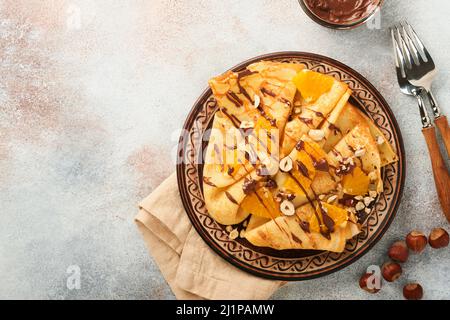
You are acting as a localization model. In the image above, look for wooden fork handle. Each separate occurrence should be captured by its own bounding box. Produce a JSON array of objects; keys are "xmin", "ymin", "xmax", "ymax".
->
[
  {"xmin": 435, "ymin": 115, "xmax": 450, "ymax": 156},
  {"xmin": 422, "ymin": 126, "xmax": 450, "ymax": 222}
]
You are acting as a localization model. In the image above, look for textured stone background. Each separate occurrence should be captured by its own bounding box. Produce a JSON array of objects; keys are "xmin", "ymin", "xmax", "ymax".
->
[{"xmin": 0, "ymin": 0, "xmax": 449, "ymax": 300}]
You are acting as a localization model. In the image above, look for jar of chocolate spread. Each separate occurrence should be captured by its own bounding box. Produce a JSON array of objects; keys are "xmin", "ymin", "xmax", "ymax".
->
[{"xmin": 299, "ymin": 0, "xmax": 383, "ymax": 29}]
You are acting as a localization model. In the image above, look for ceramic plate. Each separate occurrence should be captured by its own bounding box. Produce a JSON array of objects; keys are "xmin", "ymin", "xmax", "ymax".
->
[{"xmin": 176, "ymin": 52, "xmax": 405, "ymax": 280}]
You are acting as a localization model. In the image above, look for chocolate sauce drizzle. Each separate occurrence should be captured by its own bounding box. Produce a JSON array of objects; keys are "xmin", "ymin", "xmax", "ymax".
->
[
  {"xmin": 296, "ymin": 161, "xmax": 310, "ymax": 179},
  {"xmin": 278, "ymin": 97, "xmax": 292, "ymax": 107},
  {"xmin": 237, "ymin": 70, "xmax": 256, "ymax": 104},
  {"xmin": 328, "ymin": 122, "xmax": 342, "ymax": 135},
  {"xmin": 291, "ymin": 234, "xmax": 303, "ymax": 244},
  {"xmin": 291, "ymin": 140, "xmax": 337, "ymax": 238},
  {"xmin": 226, "ymin": 91, "xmax": 243, "ymax": 108},
  {"xmin": 299, "ymin": 220, "xmax": 310, "ymax": 233},
  {"xmin": 261, "ymin": 87, "xmax": 276, "ymax": 97},
  {"xmin": 221, "ymin": 108, "xmax": 241, "ymax": 128},
  {"xmin": 203, "ymin": 176, "xmax": 217, "ymax": 187},
  {"xmin": 256, "ymin": 106, "xmax": 277, "ymax": 127},
  {"xmin": 225, "ymin": 191, "xmax": 238, "ymax": 205},
  {"xmin": 299, "ymin": 117, "xmax": 313, "ymax": 126}
]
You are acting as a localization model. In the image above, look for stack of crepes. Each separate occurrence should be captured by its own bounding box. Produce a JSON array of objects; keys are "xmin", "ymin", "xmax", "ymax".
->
[{"xmin": 203, "ymin": 61, "xmax": 398, "ymax": 253}]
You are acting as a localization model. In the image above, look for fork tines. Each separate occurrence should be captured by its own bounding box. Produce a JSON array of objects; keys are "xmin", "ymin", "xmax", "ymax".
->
[{"xmin": 391, "ymin": 21, "xmax": 433, "ymax": 75}]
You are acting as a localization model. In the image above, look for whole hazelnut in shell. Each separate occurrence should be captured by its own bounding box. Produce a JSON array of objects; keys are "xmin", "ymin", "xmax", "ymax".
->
[
  {"xmin": 428, "ymin": 228, "xmax": 449, "ymax": 249},
  {"xmin": 403, "ymin": 283, "xmax": 423, "ymax": 300},
  {"xmin": 381, "ymin": 262, "xmax": 402, "ymax": 282},
  {"xmin": 388, "ymin": 240, "xmax": 409, "ymax": 263},
  {"xmin": 406, "ymin": 230, "xmax": 427, "ymax": 253}
]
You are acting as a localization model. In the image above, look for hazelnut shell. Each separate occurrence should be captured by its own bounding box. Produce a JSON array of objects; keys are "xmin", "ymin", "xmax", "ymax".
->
[
  {"xmin": 406, "ymin": 231, "xmax": 427, "ymax": 253},
  {"xmin": 428, "ymin": 228, "xmax": 449, "ymax": 249},
  {"xmin": 403, "ymin": 283, "xmax": 423, "ymax": 300},
  {"xmin": 381, "ymin": 262, "xmax": 402, "ymax": 282},
  {"xmin": 388, "ymin": 240, "xmax": 409, "ymax": 263}
]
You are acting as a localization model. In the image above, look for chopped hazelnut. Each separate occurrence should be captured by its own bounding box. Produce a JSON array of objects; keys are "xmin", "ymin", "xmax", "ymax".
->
[
  {"xmin": 253, "ymin": 94, "xmax": 260, "ymax": 108},
  {"xmin": 229, "ymin": 229, "xmax": 239, "ymax": 240},
  {"xmin": 356, "ymin": 201, "xmax": 365, "ymax": 211},
  {"xmin": 355, "ymin": 148, "xmax": 366, "ymax": 157},
  {"xmin": 308, "ymin": 129, "xmax": 325, "ymax": 141}
]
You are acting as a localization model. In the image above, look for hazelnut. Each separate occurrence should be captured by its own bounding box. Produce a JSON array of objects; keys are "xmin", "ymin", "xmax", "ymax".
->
[
  {"xmin": 279, "ymin": 156, "xmax": 293, "ymax": 172},
  {"xmin": 280, "ymin": 200, "xmax": 295, "ymax": 216},
  {"xmin": 388, "ymin": 241, "xmax": 409, "ymax": 263},
  {"xmin": 355, "ymin": 201, "xmax": 365, "ymax": 211},
  {"xmin": 229, "ymin": 229, "xmax": 239, "ymax": 240},
  {"xmin": 406, "ymin": 230, "xmax": 428, "ymax": 253},
  {"xmin": 327, "ymin": 195, "xmax": 338, "ymax": 203},
  {"xmin": 403, "ymin": 283, "xmax": 423, "ymax": 300},
  {"xmin": 355, "ymin": 148, "xmax": 366, "ymax": 157},
  {"xmin": 253, "ymin": 94, "xmax": 260, "ymax": 108},
  {"xmin": 359, "ymin": 273, "xmax": 381, "ymax": 294},
  {"xmin": 381, "ymin": 262, "xmax": 402, "ymax": 282},
  {"xmin": 377, "ymin": 135, "xmax": 385, "ymax": 145},
  {"xmin": 308, "ymin": 129, "xmax": 325, "ymax": 141},
  {"xmin": 368, "ymin": 171, "xmax": 377, "ymax": 182},
  {"xmin": 428, "ymin": 228, "xmax": 449, "ymax": 249}
]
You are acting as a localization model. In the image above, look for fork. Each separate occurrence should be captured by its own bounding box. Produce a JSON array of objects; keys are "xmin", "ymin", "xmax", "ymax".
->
[
  {"xmin": 399, "ymin": 21, "xmax": 450, "ymax": 155},
  {"xmin": 391, "ymin": 22, "xmax": 450, "ymax": 221}
]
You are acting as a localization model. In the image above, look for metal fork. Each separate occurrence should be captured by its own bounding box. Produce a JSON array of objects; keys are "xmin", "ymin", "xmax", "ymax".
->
[
  {"xmin": 391, "ymin": 26, "xmax": 431, "ymax": 128},
  {"xmin": 397, "ymin": 21, "xmax": 449, "ymax": 154},
  {"xmin": 391, "ymin": 22, "xmax": 450, "ymax": 221},
  {"xmin": 399, "ymin": 22, "xmax": 441, "ymax": 117}
]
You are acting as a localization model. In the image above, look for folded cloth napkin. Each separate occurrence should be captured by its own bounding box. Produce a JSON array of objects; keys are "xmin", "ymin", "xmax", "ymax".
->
[{"xmin": 135, "ymin": 173, "xmax": 284, "ymax": 300}]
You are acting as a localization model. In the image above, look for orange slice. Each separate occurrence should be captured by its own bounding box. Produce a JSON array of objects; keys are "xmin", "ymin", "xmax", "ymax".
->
[
  {"xmin": 342, "ymin": 166, "xmax": 370, "ymax": 196},
  {"xmin": 293, "ymin": 70, "xmax": 334, "ymax": 102},
  {"xmin": 253, "ymin": 116, "xmax": 276, "ymax": 155},
  {"xmin": 284, "ymin": 175, "xmax": 307, "ymax": 195},
  {"xmin": 257, "ymin": 188, "xmax": 282, "ymax": 218},
  {"xmin": 240, "ymin": 193, "xmax": 271, "ymax": 219},
  {"xmin": 321, "ymin": 202, "xmax": 348, "ymax": 226},
  {"xmin": 309, "ymin": 202, "xmax": 348, "ymax": 233},
  {"xmin": 304, "ymin": 139, "xmax": 328, "ymax": 160},
  {"xmin": 240, "ymin": 187, "xmax": 281, "ymax": 219},
  {"xmin": 291, "ymin": 150, "xmax": 315, "ymax": 190}
]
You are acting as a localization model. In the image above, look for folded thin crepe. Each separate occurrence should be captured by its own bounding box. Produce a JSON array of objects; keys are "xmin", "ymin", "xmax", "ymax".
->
[
  {"xmin": 135, "ymin": 173, "xmax": 284, "ymax": 300},
  {"xmin": 320, "ymin": 102, "xmax": 398, "ymax": 166},
  {"xmin": 281, "ymin": 70, "xmax": 351, "ymax": 157}
]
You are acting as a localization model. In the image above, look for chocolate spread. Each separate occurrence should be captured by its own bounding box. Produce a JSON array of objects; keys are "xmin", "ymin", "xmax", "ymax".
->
[{"xmin": 304, "ymin": 0, "xmax": 380, "ymax": 25}]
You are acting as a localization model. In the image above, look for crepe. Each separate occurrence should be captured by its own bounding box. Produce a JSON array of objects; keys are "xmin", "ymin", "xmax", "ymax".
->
[
  {"xmin": 204, "ymin": 170, "xmax": 262, "ymax": 225},
  {"xmin": 327, "ymin": 124, "xmax": 383, "ymax": 194},
  {"xmin": 209, "ymin": 61, "xmax": 304, "ymax": 130},
  {"xmin": 281, "ymin": 69, "xmax": 351, "ymax": 157},
  {"xmin": 203, "ymin": 62, "xmax": 398, "ymax": 253},
  {"xmin": 245, "ymin": 204, "xmax": 361, "ymax": 252},
  {"xmin": 204, "ymin": 61, "xmax": 303, "ymax": 222},
  {"xmin": 320, "ymin": 102, "xmax": 398, "ymax": 167},
  {"xmin": 203, "ymin": 114, "xmax": 253, "ymax": 188}
]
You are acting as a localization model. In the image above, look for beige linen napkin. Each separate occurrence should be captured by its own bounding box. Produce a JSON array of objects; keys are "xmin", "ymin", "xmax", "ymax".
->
[{"xmin": 135, "ymin": 173, "xmax": 284, "ymax": 300}]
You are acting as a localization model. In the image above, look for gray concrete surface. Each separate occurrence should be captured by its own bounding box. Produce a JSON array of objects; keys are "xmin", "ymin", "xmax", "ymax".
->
[{"xmin": 0, "ymin": 0, "xmax": 449, "ymax": 300}]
